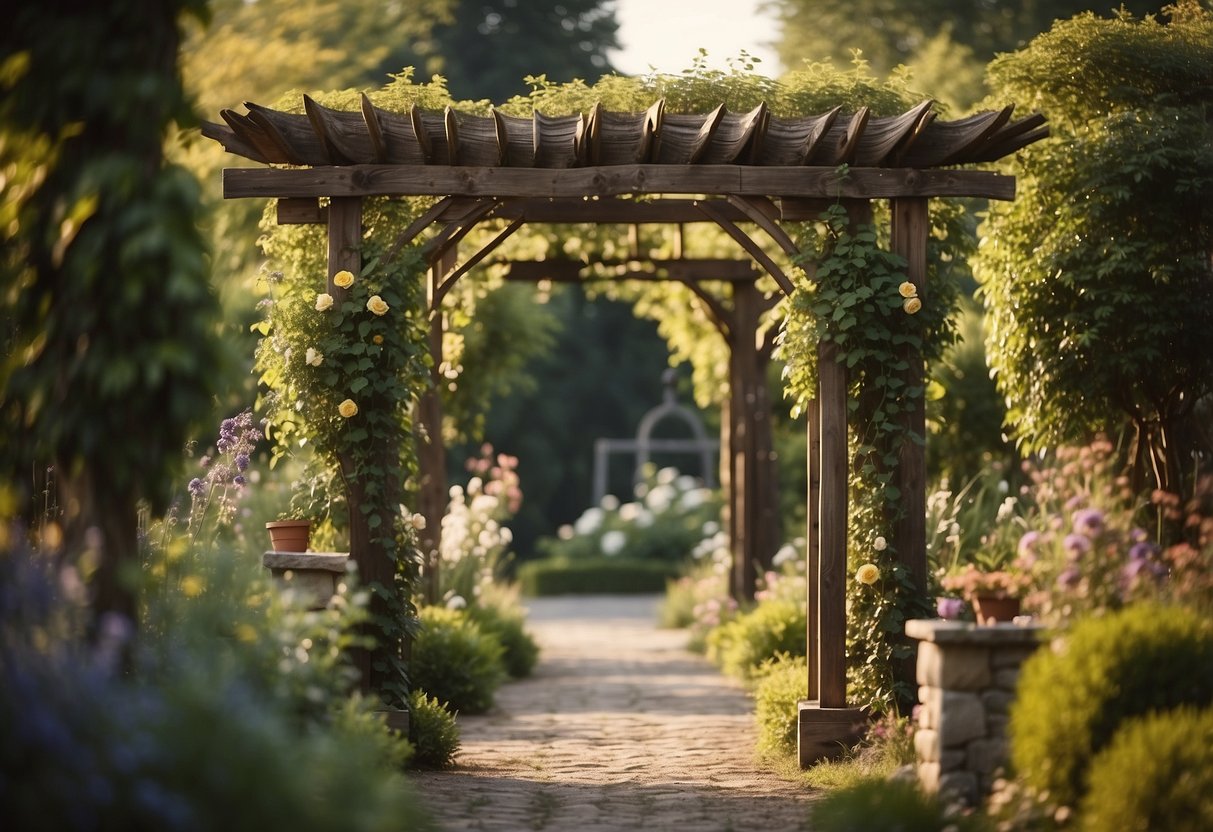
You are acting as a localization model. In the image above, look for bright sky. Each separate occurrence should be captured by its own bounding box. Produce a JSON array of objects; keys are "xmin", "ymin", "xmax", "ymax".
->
[{"xmin": 609, "ymin": 0, "xmax": 783, "ymax": 77}]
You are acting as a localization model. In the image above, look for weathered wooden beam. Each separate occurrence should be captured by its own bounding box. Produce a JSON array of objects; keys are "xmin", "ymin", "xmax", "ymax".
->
[
  {"xmin": 726, "ymin": 195, "xmax": 801, "ymax": 259},
  {"xmin": 504, "ymin": 257, "xmax": 759, "ymax": 284},
  {"xmin": 223, "ymin": 164, "xmax": 1017, "ymax": 201},
  {"xmin": 469, "ymin": 197, "xmax": 760, "ymax": 225},
  {"xmin": 806, "ymin": 395, "xmax": 821, "ymax": 702},
  {"xmin": 276, "ymin": 197, "xmax": 327, "ymax": 225},
  {"xmin": 817, "ymin": 339, "xmax": 848, "ymax": 709},
  {"xmin": 696, "ymin": 200, "xmax": 796, "ymax": 295},
  {"xmin": 890, "ymin": 196, "xmax": 930, "ymax": 706}
]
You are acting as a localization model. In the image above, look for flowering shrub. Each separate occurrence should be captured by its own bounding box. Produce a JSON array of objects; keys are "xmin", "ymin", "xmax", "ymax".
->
[
  {"xmin": 537, "ymin": 465, "xmax": 721, "ymax": 564},
  {"xmin": 438, "ymin": 445, "xmax": 521, "ymax": 607},
  {"xmin": 255, "ymin": 203, "xmax": 434, "ymax": 706},
  {"xmin": 1156, "ymin": 474, "xmax": 1213, "ymax": 612}
]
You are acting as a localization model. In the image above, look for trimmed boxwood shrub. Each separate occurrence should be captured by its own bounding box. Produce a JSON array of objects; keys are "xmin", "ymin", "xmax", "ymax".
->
[
  {"xmin": 410, "ymin": 607, "xmax": 505, "ymax": 715},
  {"xmin": 465, "ymin": 602, "xmax": 540, "ymax": 679},
  {"xmin": 406, "ymin": 690, "xmax": 461, "ymax": 770},
  {"xmin": 706, "ymin": 599, "xmax": 807, "ymax": 681},
  {"xmin": 1079, "ymin": 706, "xmax": 1213, "ymax": 832},
  {"xmin": 1010, "ymin": 603, "xmax": 1213, "ymax": 809},
  {"xmin": 753, "ymin": 654, "xmax": 807, "ymax": 756},
  {"xmin": 516, "ymin": 557, "xmax": 679, "ymax": 596}
]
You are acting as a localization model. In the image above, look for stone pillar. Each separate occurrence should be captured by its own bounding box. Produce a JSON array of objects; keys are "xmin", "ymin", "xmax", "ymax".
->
[{"xmin": 906, "ymin": 619, "xmax": 1044, "ymax": 806}]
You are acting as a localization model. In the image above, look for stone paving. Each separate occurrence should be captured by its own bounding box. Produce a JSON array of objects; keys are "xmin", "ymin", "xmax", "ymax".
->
[{"xmin": 411, "ymin": 595, "xmax": 819, "ymax": 831}]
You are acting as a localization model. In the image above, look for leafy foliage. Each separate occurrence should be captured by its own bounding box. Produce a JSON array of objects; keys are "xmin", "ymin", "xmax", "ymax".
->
[
  {"xmin": 811, "ymin": 778, "xmax": 985, "ymax": 832},
  {"xmin": 517, "ymin": 557, "xmax": 679, "ymax": 595},
  {"xmin": 753, "ymin": 654, "xmax": 808, "ymax": 756},
  {"xmin": 706, "ymin": 599, "xmax": 807, "ymax": 681},
  {"xmin": 976, "ymin": 5, "xmax": 1213, "ymax": 496},
  {"xmin": 406, "ymin": 690, "xmax": 461, "ymax": 770},
  {"xmin": 1010, "ymin": 603, "xmax": 1213, "ymax": 809},
  {"xmin": 1078, "ymin": 706, "xmax": 1213, "ymax": 832},
  {"xmin": 409, "ymin": 606, "xmax": 505, "ymax": 715}
]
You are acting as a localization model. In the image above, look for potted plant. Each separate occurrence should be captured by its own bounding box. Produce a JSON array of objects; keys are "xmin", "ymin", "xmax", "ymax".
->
[
  {"xmin": 266, "ymin": 517, "xmax": 311, "ymax": 552},
  {"xmin": 941, "ymin": 563, "xmax": 1032, "ymax": 625}
]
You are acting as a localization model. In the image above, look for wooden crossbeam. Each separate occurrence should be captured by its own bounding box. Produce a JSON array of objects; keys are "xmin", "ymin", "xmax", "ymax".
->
[{"xmin": 224, "ymin": 164, "xmax": 1017, "ymax": 201}]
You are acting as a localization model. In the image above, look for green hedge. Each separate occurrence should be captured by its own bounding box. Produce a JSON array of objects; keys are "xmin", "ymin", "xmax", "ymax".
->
[{"xmin": 516, "ymin": 557, "xmax": 680, "ymax": 596}]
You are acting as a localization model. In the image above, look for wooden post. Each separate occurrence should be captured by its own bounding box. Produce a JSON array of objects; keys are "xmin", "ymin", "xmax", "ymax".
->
[
  {"xmin": 806, "ymin": 398, "xmax": 820, "ymax": 702},
  {"xmin": 417, "ymin": 248, "xmax": 454, "ymax": 604},
  {"xmin": 816, "ymin": 339, "xmax": 848, "ymax": 708},
  {"xmin": 890, "ymin": 197, "xmax": 930, "ymax": 703},
  {"xmin": 328, "ymin": 196, "xmax": 388, "ymax": 694},
  {"xmin": 731, "ymin": 281, "xmax": 759, "ymax": 600}
]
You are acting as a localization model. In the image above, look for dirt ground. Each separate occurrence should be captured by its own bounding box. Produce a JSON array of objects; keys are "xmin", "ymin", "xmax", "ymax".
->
[{"xmin": 410, "ymin": 594, "xmax": 819, "ymax": 831}]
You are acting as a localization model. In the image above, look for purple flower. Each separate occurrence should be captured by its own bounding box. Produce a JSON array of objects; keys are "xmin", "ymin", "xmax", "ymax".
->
[
  {"xmin": 1064, "ymin": 533, "xmax": 1092, "ymax": 559},
  {"xmin": 1130, "ymin": 527, "xmax": 1149, "ymax": 543},
  {"xmin": 1057, "ymin": 567, "xmax": 1081, "ymax": 589},
  {"xmin": 187, "ymin": 478, "xmax": 205, "ymax": 497},
  {"xmin": 936, "ymin": 597, "xmax": 966, "ymax": 620},
  {"xmin": 1072, "ymin": 508, "xmax": 1105, "ymax": 538},
  {"xmin": 1128, "ymin": 541, "xmax": 1156, "ymax": 562},
  {"xmin": 233, "ymin": 475, "xmax": 246, "ymax": 486},
  {"xmin": 235, "ymin": 453, "xmax": 250, "ymax": 472},
  {"xmin": 1018, "ymin": 531, "xmax": 1041, "ymax": 556}
]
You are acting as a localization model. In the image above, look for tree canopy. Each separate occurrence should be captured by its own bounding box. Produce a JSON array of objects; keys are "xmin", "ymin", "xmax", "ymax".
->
[{"xmin": 975, "ymin": 3, "xmax": 1213, "ymax": 494}]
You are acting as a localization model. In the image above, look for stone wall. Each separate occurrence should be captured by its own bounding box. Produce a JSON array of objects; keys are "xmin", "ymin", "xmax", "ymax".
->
[{"xmin": 906, "ymin": 618, "xmax": 1044, "ymax": 806}]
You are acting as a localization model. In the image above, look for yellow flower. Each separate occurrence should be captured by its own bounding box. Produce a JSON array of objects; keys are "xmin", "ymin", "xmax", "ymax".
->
[
  {"xmin": 338, "ymin": 399, "xmax": 358, "ymax": 418},
  {"xmin": 315, "ymin": 292, "xmax": 334, "ymax": 311},
  {"xmin": 332, "ymin": 269, "xmax": 355, "ymax": 289},
  {"xmin": 366, "ymin": 295, "xmax": 389, "ymax": 316},
  {"xmin": 873, "ymin": 536, "xmax": 887, "ymax": 552},
  {"xmin": 305, "ymin": 347, "xmax": 323, "ymax": 367},
  {"xmin": 372, "ymin": 334, "xmax": 384, "ymax": 345},
  {"xmin": 856, "ymin": 563, "xmax": 880, "ymax": 585},
  {"xmin": 181, "ymin": 575, "xmax": 205, "ymax": 598},
  {"xmin": 903, "ymin": 297, "xmax": 922, "ymax": 315},
  {"xmin": 898, "ymin": 281, "xmax": 918, "ymax": 298}
]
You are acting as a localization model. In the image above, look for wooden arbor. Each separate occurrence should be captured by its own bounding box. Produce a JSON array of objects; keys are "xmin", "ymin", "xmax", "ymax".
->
[{"xmin": 205, "ymin": 96, "xmax": 1044, "ymax": 764}]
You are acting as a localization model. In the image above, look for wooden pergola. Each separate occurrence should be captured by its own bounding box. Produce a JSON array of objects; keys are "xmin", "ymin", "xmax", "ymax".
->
[{"xmin": 205, "ymin": 95, "xmax": 1045, "ymax": 764}]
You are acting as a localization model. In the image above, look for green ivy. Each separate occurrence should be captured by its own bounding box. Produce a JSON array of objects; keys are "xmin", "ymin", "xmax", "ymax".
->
[{"xmin": 779, "ymin": 198, "xmax": 961, "ymax": 710}]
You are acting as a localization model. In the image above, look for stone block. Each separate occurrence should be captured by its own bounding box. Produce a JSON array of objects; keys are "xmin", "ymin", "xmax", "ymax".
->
[
  {"xmin": 987, "ymin": 715, "xmax": 1010, "ymax": 739},
  {"xmin": 938, "ymin": 771, "xmax": 979, "ymax": 806},
  {"xmin": 914, "ymin": 728, "xmax": 940, "ymax": 762},
  {"xmin": 918, "ymin": 761, "xmax": 941, "ymax": 793},
  {"xmin": 981, "ymin": 689, "xmax": 1017, "ymax": 716},
  {"xmin": 938, "ymin": 691, "xmax": 986, "ymax": 747},
  {"xmin": 940, "ymin": 750, "xmax": 966, "ymax": 772},
  {"xmin": 991, "ymin": 645, "xmax": 1041, "ymax": 668},
  {"xmin": 993, "ymin": 667, "xmax": 1021, "ymax": 690},
  {"xmin": 967, "ymin": 737, "xmax": 1009, "ymax": 775},
  {"xmin": 917, "ymin": 642, "xmax": 991, "ymax": 690},
  {"xmin": 918, "ymin": 686, "xmax": 938, "ymax": 729}
]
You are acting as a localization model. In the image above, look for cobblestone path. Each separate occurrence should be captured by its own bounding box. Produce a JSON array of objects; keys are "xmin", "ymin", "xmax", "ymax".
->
[{"xmin": 411, "ymin": 595, "xmax": 818, "ymax": 831}]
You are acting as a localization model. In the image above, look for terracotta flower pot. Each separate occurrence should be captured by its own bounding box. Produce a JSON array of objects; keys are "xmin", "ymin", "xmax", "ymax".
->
[
  {"xmin": 972, "ymin": 594, "xmax": 1021, "ymax": 625},
  {"xmin": 266, "ymin": 519, "xmax": 311, "ymax": 553}
]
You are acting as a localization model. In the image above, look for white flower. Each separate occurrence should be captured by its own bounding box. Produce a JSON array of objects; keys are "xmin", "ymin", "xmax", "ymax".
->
[
  {"xmin": 675, "ymin": 475, "xmax": 698, "ymax": 492},
  {"xmin": 702, "ymin": 521, "xmax": 720, "ymax": 536},
  {"xmin": 305, "ymin": 347, "xmax": 323, "ymax": 367},
  {"xmin": 557, "ymin": 524, "xmax": 574, "ymax": 540},
  {"xmin": 996, "ymin": 496, "xmax": 1018, "ymax": 523},
  {"xmin": 574, "ymin": 507, "xmax": 604, "ymax": 536},
  {"xmin": 314, "ymin": 292, "xmax": 334, "ymax": 311},
  {"xmin": 873, "ymin": 536, "xmax": 888, "ymax": 551},
  {"xmin": 409, "ymin": 513, "xmax": 427, "ymax": 531},
  {"xmin": 656, "ymin": 467, "xmax": 678, "ymax": 485},
  {"xmin": 679, "ymin": 488, "xmax": 708, "ymax": 510},
  {"xmin": 445, "ymin": 594, "xmax": 467, "ymax": 610},
  {"xmin": 644, "ymin": 484, "xmax": 675, "ymax": 513},
  {"xmin": 633, "ymin": 508, "xmax": 654, "ymax": 528},
  {"xmin": 773, "ymin": 544, "xmax": 798, "ymax": 567},
  {"xmin": 619, "ymin": 502, "xmax": 641, "ymax": 522},
  {"xmin": 600, "ymin": 530, "xmax": 626, "ymax": 556},
  {"xmin": 600, "ymin": 494, "xmax": 620, "ymax": 511}
]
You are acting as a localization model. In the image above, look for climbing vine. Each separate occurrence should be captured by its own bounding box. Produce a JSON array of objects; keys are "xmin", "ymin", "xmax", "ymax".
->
[{"xmin": 779, "ymin": 197, "xmax": 963, "ymax": 710}]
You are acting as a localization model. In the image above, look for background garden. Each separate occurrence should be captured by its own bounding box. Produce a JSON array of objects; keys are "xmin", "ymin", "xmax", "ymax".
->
[{"xmin": 3, "ymin": 1, "xmax": 1212, "ymax": 830}]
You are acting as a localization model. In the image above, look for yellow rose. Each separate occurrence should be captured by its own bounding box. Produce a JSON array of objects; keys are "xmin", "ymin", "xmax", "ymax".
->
[
  {"xmin": 338, "ymin": 399, "xmax": 358, "ymax": 418},
  {"xmin": 372, "ymin": 334, "xmax": 384, "ymax": 345},
  {"xmin": 315, "ymin": 292, "xmax": 334, "ymax": 311},
  {"xmin": 856, "ymin": 563, "xmax": 880, "ymax": 585},
  {"xmin": 898, "ymin": 281, "xmax": 918, "ymax": 298},
  {"xmin": 332, "ymin": 270, "xmax": 355, "ymax": 289},
  {"xmin": 366, "ymin": 295, "xmax": 389, "ymax": 316},
  {"xmin": 305, "ymin": 347, "xmax": 323, "ymax": 367},
  {"xmin": 903, "ymin": 297, "xmax": 923, "ymax": 315}
]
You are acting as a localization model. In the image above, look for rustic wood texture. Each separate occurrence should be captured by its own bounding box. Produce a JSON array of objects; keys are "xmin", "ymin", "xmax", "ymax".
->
[
  {"xmin": 206, "ymin": 98, "xmax": 1046, "ymax": 176},
  {"xmin": 890, "ymin": 197, "xmax": 930, "ymax": 704},
  {"xmin": 797, "ymin": 702, "xmax": 867, "ymax": 766},
  {"xmin": 806, "ymin": 397, "xmax": 821, "ymax": 702},
  {"xmin": 816, "ymin": 338, "xmax": 848, "ymax": 709},
  {"xmin": 223, "ymin": 164, "xmax": 1017, "ymax": 201},
  {"xmin": 695, "ymin": 200, "xmax": 795, "ymax": 294},
  {"xmin": 277, "ymin": 197, "xmax": 326, "ymax": 225}
]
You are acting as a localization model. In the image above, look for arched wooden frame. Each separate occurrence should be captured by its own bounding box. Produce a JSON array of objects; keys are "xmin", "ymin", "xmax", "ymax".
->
[{"xmin": 212, "ymin": 93, "xmax": 1050, "ymax": 764}]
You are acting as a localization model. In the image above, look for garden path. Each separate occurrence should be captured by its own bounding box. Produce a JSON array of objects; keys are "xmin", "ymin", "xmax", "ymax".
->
[{"xmin": 410, "ymin": 594, "xmax": 818, "ymax": 831}]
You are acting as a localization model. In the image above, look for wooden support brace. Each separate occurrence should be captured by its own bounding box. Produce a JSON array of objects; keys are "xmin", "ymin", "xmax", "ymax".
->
[{"xmin": 696, "ymin": 200, "xmax": 796, "ymax": 295}]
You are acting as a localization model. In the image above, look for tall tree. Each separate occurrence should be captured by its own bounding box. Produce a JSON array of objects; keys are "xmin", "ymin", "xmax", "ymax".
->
[
  {"xmin": 765, "ymin": 0, "xmax": 1194, "ymax": 110},
  {"xmin": 975, "ymin": 3, "xmax": 1213, "ymax": 496},
  {"xmin": 2, "ymin": 1, "xmax": 223, "ymax": 622},
  {"xmin": 397, "ymin": 0, "xmax": 621, "ymax": 103}
]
